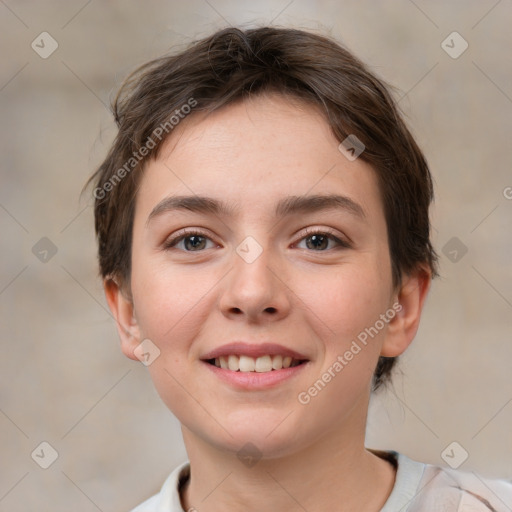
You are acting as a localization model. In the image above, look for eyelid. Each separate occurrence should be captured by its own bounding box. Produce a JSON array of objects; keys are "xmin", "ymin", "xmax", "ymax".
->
[
  {"xmin": 294, "ymin": 227, "xmax": 352, "ymax": 249},
  {"xmin": 163, "ymin": 226, "xmax": 352, "ymax": 252},
  {"xmin": 162, "ymin": 227, "xmax": 218, "ymax": 249}
]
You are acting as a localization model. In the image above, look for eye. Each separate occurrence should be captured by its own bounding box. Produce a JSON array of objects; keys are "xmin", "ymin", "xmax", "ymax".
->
[
  {"xmin": 163, "ymin": 229, "xmax": 217, "ymax": 252},
  {"xmin": 163, "ymin": 227, "xmax": 350, "ymax": 253},
  {"xmin": 295, "ymin": 228, "xmax": 351, "ymax": 251}
]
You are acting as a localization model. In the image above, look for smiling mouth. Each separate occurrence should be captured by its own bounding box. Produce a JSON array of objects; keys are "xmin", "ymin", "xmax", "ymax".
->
[{"xmin": 205, "ymin": 355, "xmax": 307, "ymax": 373}]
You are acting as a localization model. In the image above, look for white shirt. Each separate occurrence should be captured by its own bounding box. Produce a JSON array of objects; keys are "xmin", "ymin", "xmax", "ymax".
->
[{"xmin": 131, "ymin": 451, "xmax": 512, "ymax": 511}]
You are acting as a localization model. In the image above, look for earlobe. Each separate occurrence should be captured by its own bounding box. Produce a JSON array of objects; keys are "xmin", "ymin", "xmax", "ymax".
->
[
  {"xmin": 380, "ymin": 268, "xmax": 431, "ymax": 357},
  {"xmin": 103, "ymin": 277, "xmax": 141, "ymax": 361}
]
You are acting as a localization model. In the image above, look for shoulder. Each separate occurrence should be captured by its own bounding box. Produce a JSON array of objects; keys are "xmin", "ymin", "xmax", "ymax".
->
[
  {"xmin": 130, "ymin": 493, "xmax": 160, "ymax": 512},
  {"xmin": 416, "ymin": 461, "xmax": 512, "ymax": 512},
  {"xmin": 381, "ymin": 451, "xmax": 512, "ymax": 512},
  {"xmin": 129, "ymin": 461, "xmax": 191, "ymax": 512}
]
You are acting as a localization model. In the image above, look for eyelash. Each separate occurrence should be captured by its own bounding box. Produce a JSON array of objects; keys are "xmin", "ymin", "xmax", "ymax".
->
[
  {"xmin": 163, "ymin": 227, "xmax": 351, "ymax": 252},
  {"xmin": 299, "ymin": 227, "xmax": 351, "ymax": 250}
]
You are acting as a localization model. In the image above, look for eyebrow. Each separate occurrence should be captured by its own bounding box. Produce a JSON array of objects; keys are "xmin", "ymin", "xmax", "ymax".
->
[{"xmin": 146, "ymin": 193, "xmax": 366, "ymax": 226}]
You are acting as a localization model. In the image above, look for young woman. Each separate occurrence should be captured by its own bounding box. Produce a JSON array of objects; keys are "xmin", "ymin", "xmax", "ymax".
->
[{"xmin": 88, "ymin": 26, "xmax": 512, "ymax": 511}]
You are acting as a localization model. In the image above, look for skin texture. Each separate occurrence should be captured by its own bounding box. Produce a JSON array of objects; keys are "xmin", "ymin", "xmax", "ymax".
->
[{"xmin": 105, "ymin": 93, "xmax": 431, "ymax": 511}]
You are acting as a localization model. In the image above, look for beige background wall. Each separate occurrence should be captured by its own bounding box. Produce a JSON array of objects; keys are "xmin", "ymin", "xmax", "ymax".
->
[{"xmin": 1, "ymin": 1, "xmax": 511, "ymax": 510}]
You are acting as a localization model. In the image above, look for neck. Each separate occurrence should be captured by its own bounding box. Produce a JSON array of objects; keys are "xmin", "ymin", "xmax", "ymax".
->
[{"xmin": 180, "ymin": 425, "xmax": 396, "ymax": 512}]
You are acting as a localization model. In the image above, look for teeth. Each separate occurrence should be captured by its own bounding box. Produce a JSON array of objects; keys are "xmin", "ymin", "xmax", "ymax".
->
[
  {"xmin": 228, "ymin": 355, "xmax": 239, "ymax": 371},
  {"xmin": 255, "ymin": 355, "xmax": 272, "ymax": 373},
  {"xmin": 272, "ymin": 355, "xmax": 282, "ymax": 370},
  {"xmin": 239, "ymin": 355, "xmax": 255, "ymax": 372},
  {"xmin": 211, "ymin": 354, "xmax": 303, "ymax": 372}
]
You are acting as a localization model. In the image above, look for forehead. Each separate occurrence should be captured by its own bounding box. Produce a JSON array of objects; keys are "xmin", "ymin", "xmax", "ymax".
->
[{"xmin": 134, "ymin": 94, "xmax": 384, "ymax": 226}]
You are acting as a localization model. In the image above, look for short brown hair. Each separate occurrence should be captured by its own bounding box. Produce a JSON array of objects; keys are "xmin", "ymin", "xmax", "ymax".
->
[{"xmin": 86, "ymin": 26, "xmax": 438, "ymax": 391}]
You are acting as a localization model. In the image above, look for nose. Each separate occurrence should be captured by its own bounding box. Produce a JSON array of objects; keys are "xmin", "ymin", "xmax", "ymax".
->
[{"xmin": 218, "ymin": 241, "xmax": 292, "ymax": 323}]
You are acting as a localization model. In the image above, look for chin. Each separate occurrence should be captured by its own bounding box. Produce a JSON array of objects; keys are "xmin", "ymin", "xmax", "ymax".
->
[{"xmin": 199, "ymin": 409, "xmax": 312, "ymax": 460}]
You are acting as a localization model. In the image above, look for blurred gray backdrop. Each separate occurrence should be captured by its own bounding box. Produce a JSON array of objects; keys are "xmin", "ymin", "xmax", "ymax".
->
[{"xmin": 1, "ymin": 1, "xmax": 511, "ymax": 511}]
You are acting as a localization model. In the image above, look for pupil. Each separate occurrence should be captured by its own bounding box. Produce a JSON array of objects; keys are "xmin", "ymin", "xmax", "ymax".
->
[
  {"xmin": 186, "ymin": 236, "xmax": 205, "ymax": 250},
  {"xmin": 308, "ymin": 235, "xmax": 327, "ymax": 250}
]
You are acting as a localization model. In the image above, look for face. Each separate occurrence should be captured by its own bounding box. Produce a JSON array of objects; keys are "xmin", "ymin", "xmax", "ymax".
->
[{"xmin": 110, "ymin": 94, "xmax": 421, "ymax": 459}]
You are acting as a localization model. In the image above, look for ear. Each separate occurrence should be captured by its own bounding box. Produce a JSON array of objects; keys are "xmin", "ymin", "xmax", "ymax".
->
[
  {"xmin": 104, "ymin": 277, "xmax": 141, "ymax": 361},
  {"xmin": 380, "ymin": 267, "xmax": 431, "ymax": 357}
]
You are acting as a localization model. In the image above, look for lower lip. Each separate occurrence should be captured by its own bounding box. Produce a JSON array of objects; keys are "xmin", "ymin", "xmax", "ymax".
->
[{"xmin": 202, "ymin": 361, "xmax": 309, "ymax": 390}]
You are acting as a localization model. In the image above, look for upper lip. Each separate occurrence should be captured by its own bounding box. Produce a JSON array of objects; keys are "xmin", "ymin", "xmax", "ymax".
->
[{"xmin": 201, "ymin": 342, "xmax": 309, "ymax": 361}]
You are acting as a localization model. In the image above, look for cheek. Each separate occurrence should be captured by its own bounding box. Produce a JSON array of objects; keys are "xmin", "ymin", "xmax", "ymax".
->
[
  {"xmin": 129, "ymin": 260, "xmax": 220, "ymax": 419},
  {"xmin": 292, "ymin": 269, "xmax": 389, "ymax": 429},
  {"xmin": 130, "ymin": 257, "xmax": 218, "ymax": 342},
  {"xmin": 298, "ymin": 261, "xmax": 392, "ymax": 345}
]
